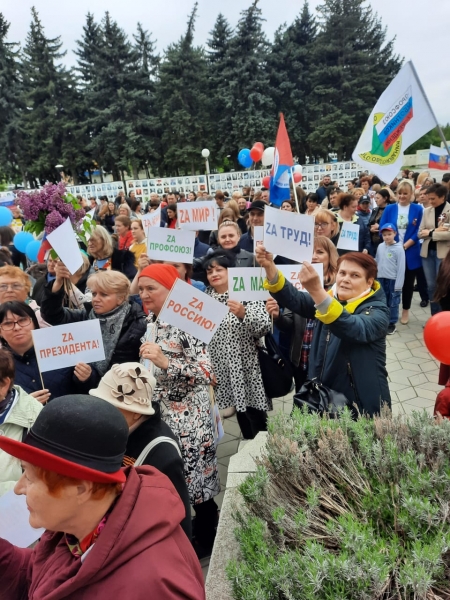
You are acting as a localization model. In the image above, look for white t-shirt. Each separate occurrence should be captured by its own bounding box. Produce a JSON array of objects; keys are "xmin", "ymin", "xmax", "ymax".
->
[{"xmin": 397, "ymin": 204, "xmax": 410, "ymax": 244}]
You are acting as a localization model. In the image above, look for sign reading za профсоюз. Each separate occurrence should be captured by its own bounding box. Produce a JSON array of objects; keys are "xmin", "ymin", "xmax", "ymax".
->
[
  {"xmin": 263, "ymin": 206, "xmax": 314, "ymax": 264},
  {"xmin": 147, "ymin": 228, "xmax": 195, "ymax": 263}
]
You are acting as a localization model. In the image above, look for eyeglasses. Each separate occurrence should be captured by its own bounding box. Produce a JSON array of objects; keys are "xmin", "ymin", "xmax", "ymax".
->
[
  {"xmin": 0, "ymin": 316, "xmax": 32, "ymax": 331},
  {"xmin": 314, "ymin": 223, "xmax": 331, "ymax": 229},
  {"xmin": 0, "ymin": 283, "xmax": 25, "ymax": 292}
]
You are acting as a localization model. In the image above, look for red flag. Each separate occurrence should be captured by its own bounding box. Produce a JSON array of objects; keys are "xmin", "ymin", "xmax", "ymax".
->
[
  {"xmin": 270, "ymin": 114, "xmax": 294, "ymax": 205},
  {"xmin": 272, "ymin": 113, "xmax": 294, "ymax": 174}
]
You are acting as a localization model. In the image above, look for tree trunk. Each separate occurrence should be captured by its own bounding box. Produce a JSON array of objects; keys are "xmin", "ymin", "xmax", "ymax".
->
[{"xmin": 132, "ymin": 163, "xmax": 139, "ymax": 180}]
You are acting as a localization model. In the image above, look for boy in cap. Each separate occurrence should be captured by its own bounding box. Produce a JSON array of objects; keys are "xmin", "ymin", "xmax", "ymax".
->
[{"xmin": 375, "ymin": 223, "xmax": 406, "ymax": 334}]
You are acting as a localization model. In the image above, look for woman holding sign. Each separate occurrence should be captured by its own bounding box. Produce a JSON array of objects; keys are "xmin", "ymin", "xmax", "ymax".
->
[
  {"xmin": 138, "ymin": 263, "xmax": 220, "ymax": 559},
  {"xmin": 335, "ymin": 194, "xmax": 371, "ymax": 255},
  {"xmin": 203, "ymin": 250, "xmax": 272, "ymax": 439},
  {"xmin": 256, "ymin": 245, "xmax": 390, "ymax": 417},
  {"xmin": 0, "ymin": 302, "xmax": 94, "ymax": 402}
]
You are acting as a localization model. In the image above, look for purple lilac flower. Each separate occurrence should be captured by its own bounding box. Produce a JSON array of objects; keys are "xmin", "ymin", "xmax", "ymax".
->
[{"xmin": 44, "ymin": 211, "xmax": 66, "ymax": 234}]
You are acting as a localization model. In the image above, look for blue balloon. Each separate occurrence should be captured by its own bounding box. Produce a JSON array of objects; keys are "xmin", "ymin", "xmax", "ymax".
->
[
  {"xmin": 14, "ymin": 231, "xmax": 34, "ymax": 253},
  {"xmin": 238, "ymin": 148, "xmax": 253, "ymax": 168},
  {"xmin": 25, "ymin": 240, "xmax": 42, "ymax": 263},
  {"xmin": 0, "ymin": 206, "xmax": 13, "ymax": 227}
]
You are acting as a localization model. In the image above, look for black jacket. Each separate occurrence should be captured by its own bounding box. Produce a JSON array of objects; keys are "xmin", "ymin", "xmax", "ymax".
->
[
  {"xmin": 125, "ymin": 403, "xmax": 191, "ymax": 540},
  {"xmin": 270, "ymin": 279, "xmax": 391, "ymax": 416},
  {"xmin": 88, "ymin": 248, "xmax": 137, "ymax": 281},
  {"xmin": 40, "ymin": 285, "xmax": 147, "ymax": 382},
  {"xmin": 7, "ymin": 346, "xmax": 93, "ymax": 399}
]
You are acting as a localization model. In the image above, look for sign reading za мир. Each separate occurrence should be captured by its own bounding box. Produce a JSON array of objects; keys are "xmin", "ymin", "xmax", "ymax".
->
[
  {"xmin": 228, "ymin": 268, "xmax": 270, "ymax": 302},
  {"xmin": 32, "ymin": 320, "xmax": 105, "ymax": 372},
  {"xmin": 263, "ymin": 206, "xmax": 314, "ymax": 263},
  {"xmin": 158, "ymin": 278, "xmax": 229, "ymax": 344},
  {"xmin": 147, "ymin": 228, "xmax": 195, "ymax": 263},
  {"xmin": 177, "ymin": 201, "xmax": 218, "ymax": 231}
]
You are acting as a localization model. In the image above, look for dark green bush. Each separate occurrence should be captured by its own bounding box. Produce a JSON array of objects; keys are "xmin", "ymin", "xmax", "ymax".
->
[{"xmin": 227, "ymin": 408, "xmax": 450, "ymax": 599}]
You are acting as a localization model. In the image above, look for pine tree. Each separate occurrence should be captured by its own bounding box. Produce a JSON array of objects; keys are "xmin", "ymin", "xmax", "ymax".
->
[
  {"xmin": 307, "ymin": 0, "xmax": 402, "ymax": 160},
  {"xmin": 87, "ymin": 13, "xmax": 157, "ymax": 180},
  {"xmin": 0, "ymin": 13, "xmax": 26, "ymax": 183},
  {"xmin": 74, "ymin": 12, "xmax": 102, "ymax": 88},
  {"xmin": 222, "ymin": 0, "xmax": 275, "ymax": 165},
  {"xmin": 267, "ymin": 2, "xmax": 317, "ymax": 162},
  {"xmin": 205, "ymin": 13, "xmax": 234, "ymax": 165},
  {"xmin": 157, "ymin": 3, "xmax": 209, "ymax": 174},
  {"xmin": 20, "ymin": 8, "xmax": 69, "ymax": 186}
]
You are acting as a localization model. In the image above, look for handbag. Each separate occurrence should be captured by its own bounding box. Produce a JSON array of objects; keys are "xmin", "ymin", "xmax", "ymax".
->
[
  {"xmin": 293, "ymin": 329, "xmax": 354, "ymax": 417},
  {"xmin": 257, "ymin": 332, "xmax": 294, "ymax": 399}
]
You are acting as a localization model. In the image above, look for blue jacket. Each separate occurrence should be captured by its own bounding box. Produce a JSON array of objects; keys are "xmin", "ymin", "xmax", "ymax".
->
[
  {"xmin": 239, "ymin": 231, "xmax": 253, "ymax": 253},
  {"xmin": 265, "ymin": 275, "xmax": 391, "ymax": 416},
  {"xmin": 194, "ymin": 237, "xmax": 210, "ymax": 258},
  {"xmin": 379, "ymin": 203, "xmax": 423, "ymax": 270}
]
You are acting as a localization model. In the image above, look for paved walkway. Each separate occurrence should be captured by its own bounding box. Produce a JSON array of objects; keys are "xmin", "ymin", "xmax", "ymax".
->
[{"xmin": 203, "ymin": 295, "xmax": 439, "ymax": 578}]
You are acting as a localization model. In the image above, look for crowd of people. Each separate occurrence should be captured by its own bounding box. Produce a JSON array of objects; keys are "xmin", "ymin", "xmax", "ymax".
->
[{"xmin": 0, "ymin": 166, "xmax": 449, "ymax": 598}]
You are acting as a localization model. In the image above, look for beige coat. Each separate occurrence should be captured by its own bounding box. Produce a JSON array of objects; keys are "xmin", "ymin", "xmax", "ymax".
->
[
  {"xmin": 0, "ymin": 385, "xmax": 42, "ymax": 496},
  {"xmin": 419, "ymin": 202, "xmax": 450, "ymax": 259}
]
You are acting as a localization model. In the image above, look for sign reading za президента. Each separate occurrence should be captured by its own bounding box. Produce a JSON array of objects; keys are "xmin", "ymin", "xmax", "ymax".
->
[
  {"xmin": 177, "ymin": 201, "xmax": 218, "ymax": 231},
  {"xmin": 32, "ymin": 320, "xmax": 105, "ymax": 372},
  {"xmin": 263, "ymin": 206, "xmax": 314, "ymax": 263},
  {"xmin": 158, "ymin": 278, "xmax": 229, "ymax": 344},
  {"xmin": 228, "ymin": 268, "xmax": 270, "ymax": 302},
  {"xmin": 147, "ymin": 228, "xmax": 195, "ymax": 263}
]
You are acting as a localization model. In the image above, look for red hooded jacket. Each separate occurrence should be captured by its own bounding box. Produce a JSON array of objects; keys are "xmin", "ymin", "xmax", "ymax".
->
[{"xmin": 0, "ymin": 466, "xmax": 205, "ymax": 600}]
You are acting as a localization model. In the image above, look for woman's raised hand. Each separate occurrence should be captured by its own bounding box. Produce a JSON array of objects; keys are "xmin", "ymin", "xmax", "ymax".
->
[
  {"xmin": 255, "ymin": 245, "xmax": 278, "ymax": 282},
  {"xmin": 227, "ymin": 300, "xmax": 246, "ymax": 320},
  {"xmin": 31, "ymin": 389, "xmax": 51, "ymax": 405},
  {"xmin": 265, "ymin": 298, "xmax": 280, "ymax": 319},
  {"xmin": 52, "ymin": 261, "xmax": 72, "ymax": 293},
  {"xmin": 137, "ymin": 253, "xmax": 150, "ymax": 273}
]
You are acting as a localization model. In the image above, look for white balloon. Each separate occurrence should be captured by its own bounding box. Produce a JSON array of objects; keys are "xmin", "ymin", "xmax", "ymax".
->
[
  {"xmin": 261, "ymin": 146, "xmax": 275, "ymax": 167},
  {"xmin": 294, "ymin": 164, "xmax": 303, "ymax": 174},
  {"xmin": 201, "ymin": 148, "xmax": 210, "ymax": 158}
]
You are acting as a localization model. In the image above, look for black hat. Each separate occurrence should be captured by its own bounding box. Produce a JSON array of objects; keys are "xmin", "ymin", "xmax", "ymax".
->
[
  {"xmin": 249, "ymin": 200, "xmax": 266, "ymax": 212},
  {"xmin": 0, "ymin": 395, "xmax": 128, "ymax": 483},
  {"xmin": 359, "ymin": 195, "xmax": 371, "ymax": 204}
]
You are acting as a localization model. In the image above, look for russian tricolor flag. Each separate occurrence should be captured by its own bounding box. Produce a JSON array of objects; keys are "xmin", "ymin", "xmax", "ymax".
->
[
  {"xmin": 269, "ymin": 114, "xmax": 294, "ymax": 207},
  {"xmin": 428, "ymin": 144, "xmax": 450, "ymax": 171},
  {"xmin": 375, "ymin": 87, "xmax": 413, "ymax": 152}
]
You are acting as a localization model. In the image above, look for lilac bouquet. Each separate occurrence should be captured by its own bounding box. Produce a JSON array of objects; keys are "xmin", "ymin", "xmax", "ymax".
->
[{"xmin": 16, "ymin": 182, "xmax": 93, "ymax": 247}]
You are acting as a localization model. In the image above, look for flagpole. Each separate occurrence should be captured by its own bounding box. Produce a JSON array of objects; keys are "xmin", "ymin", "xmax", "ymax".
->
[
  {"xmin": 291, "ymin": 169, "xmax": 301, "ymax": 213},
  {"xmin": 410, "ymin": 61, "xmax": 450, "ymax": 156}
]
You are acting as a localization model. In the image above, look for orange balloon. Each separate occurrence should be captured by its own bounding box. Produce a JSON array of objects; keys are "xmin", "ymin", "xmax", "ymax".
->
[
  {"xmin": 250, "ymin": 145, "xmax": 264, "ymax": 162},
  {"xmin": 293, "ymin": 172, "xmax": 303, "ymax": 183},
  {"xmin": 424, "ymin": 313, "xmax": 450, "ymax": 363}
]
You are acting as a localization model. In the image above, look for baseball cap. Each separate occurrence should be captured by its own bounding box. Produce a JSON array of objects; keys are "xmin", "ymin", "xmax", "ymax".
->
[
  {"xmin": 249, "ymin": 200, "xmax": 266, "ymax": 212},
  {"xmin": 359, "ymin": 195, "xmax": 370, "ymax": 204},
  {"xmin": 380, "ymin": 222, "xmax": 397, "ymax": 233}
]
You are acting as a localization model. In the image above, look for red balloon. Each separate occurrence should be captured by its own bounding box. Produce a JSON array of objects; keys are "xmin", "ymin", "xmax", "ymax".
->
[
  {"xmin": 293, "ymin": 172, "xmax": 303, "ymax": 183},
  {"xmin": 262, "ymin": 176, "xmax": 271, "ymax": 188},
  {"xmin": 424, "ymin": 313, "xmax": 450, "ymax": 363},
  {"xmin": 250, "ymin": 145, "xmax": 264, "ymax": 162}
]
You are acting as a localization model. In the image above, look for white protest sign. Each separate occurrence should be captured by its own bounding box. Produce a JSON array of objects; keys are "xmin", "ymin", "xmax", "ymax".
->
[
  {"xmin": 0, "ymin": 491, "xmax": 44, "ymax": 547},
  {"xmin": 253, "ymin": 226, "xmax": 264, "ymax": 253},
  {"xmin": 46, "ymin": 218, "xmax": 83, "ymax": 275},
  {"xmin": 228, "ymin": 268, "xmax": 270, "ymax": 302},
  {"xmin": 277, "ymin": 263, "xmax": 324, "ymax": 293},
  {"xmin": 263, "ymin": 206, "xmax": 314, "ymax": 264},
  {"xmin": 159, "ymin": 278, "xmax": 229, "ymax": 344},
  {"xmin": 32, "ymin": 319, "xmax": 105, "ymax": 372},
  {"xmin": 337, "ymin": 222, "xmax": 359, "ymax": 251},
  {"xmin": 147, "ymin": 228, "xmax": 195, "ymax": 263},
  {"xmin": 141, "ymin": 206, "xmax": 161, "ymax": 235},
  {"xmin": 177, "ymin": 201, "xmax": 218, "ymax": 231}
]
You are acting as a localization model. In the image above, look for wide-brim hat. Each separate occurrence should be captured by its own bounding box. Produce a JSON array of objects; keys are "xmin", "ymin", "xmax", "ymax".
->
[
  {"xmin": 90, "ymin": 363, "xmax": 156, "ymax": 416},
  {"xmin": 0, "ymin": 395, "xmax": 128, "ymax": 483}
]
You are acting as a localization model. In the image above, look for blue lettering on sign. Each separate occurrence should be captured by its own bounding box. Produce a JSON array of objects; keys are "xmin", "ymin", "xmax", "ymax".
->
[
  {"xmin": 265, "ymin": 223, "xmax": 277, "ymax": 235},
  {"xmin": 267, "ymin": 222, "xmax": 312, "ymax": 246},
  {"xmin": 345, "ymin": 230, "xmax": 358, "ymax": 240}
]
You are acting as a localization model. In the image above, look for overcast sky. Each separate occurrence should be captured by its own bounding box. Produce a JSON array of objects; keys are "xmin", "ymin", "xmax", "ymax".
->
[{"xmin": 3, "ymin": 0, "xmax": 449, "ymax": 124}]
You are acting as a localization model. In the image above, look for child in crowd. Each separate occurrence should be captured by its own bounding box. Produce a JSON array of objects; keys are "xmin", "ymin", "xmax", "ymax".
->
[{"xmin": 375, "ymin": 223, "xmax": 405, "ymax": 335}]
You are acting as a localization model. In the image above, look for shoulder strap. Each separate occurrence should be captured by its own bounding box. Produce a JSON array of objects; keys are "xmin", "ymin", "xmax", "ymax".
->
[{"xmin": 134, "ymin": 436, "xmax": 182, "ymax": 467}]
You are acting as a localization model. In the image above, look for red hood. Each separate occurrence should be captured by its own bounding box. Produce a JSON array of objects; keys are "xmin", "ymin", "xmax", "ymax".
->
[{"xmin": 26, "ymin": 466, "xmax": 204, "ymax": 599}]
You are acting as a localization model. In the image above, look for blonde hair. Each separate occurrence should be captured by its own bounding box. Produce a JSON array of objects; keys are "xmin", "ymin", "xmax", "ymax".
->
[
  {"xmin": 227, "ymin": 200, "xmax": 241, "ymax": 220},
  {"xmin": 0, "ymin": 265, "xmax": 31, "ymax": 294},
  {"xmin": 351, "ymin": 187, "xmax": 364, "ymax": 198},
  {"xmin": 416, "ymin": 171, "xmax": 431, "ymax": 186},
  {"xmin": 117, "ymin": 204, "xmax": 131, "ymax": 217},
  {"xmin": 87, "ymin": 270, "xmax": 130, "ymax": 303},
  {"xmin": 218, "ymin": 221, "xmax": 241, "ymax": 237},
  {"xmin": 89, "ymin": 225, "xmax": 114, "ymax": 258},
  {"xmin": 397, "ymin": 178, "xmax": 415, "ymax": 196},
  {"xmin": 314, "ymin": 236, "xmax": 338, "ymax": 286},
  {"xmin": 218, "ymin": 209, "xmax": 237, "ymax": 227},
  {"xmin": 314, "ymin": 209, "xmax": 339, "ymax": 238},
  {"xmin": 231, "ymin": 191, "xmax": 243, "ymax": 200}
]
